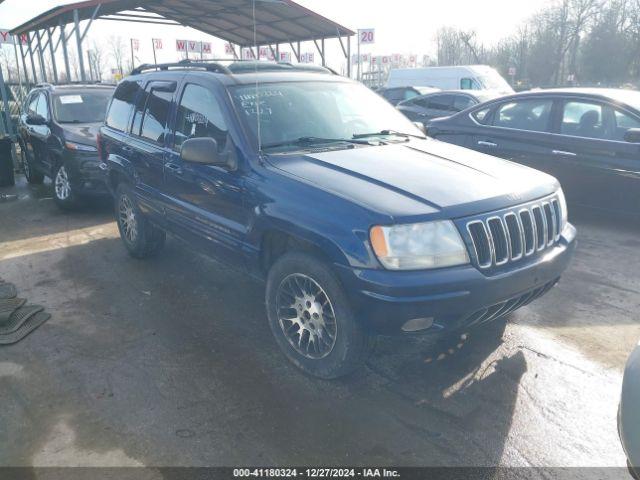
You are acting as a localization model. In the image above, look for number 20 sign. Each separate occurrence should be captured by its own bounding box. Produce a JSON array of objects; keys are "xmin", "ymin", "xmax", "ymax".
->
[{"xmin": 358, "ymin": 29, "xmax": 375, "ymax": 45}]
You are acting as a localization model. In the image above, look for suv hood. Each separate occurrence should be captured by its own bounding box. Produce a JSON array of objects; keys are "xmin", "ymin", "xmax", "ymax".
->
[
  {"xmin": 62, "ymin": 123, "xmax": 101, "ymax": 147},
  {"xmin": 267, "ymin": 139, "xmax": 559, "ymax": 221}
]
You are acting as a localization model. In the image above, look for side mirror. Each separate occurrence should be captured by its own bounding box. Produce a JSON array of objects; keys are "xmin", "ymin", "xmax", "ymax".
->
[
  {"xmin": 180, "ymin": 137, "xmax": 236, "ymax": 169},
  {"xmin": 27, "ymin": 114, "xmax": 47, "ymax": 126},
  {"xmin": 624, "ymin": 128, "xmax": 640, "ymax": 143}
]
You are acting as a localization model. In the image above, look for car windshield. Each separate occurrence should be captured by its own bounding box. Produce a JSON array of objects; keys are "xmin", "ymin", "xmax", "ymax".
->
[
  {"xmin": 478, "ymin": 71, "xmax": 513, "ymax": 92},
  {"xmin": 52, "ymin": 90, "xmax": 113, "ymax": 123},
  {"xmin": 231, "ymin": 81, "xmax": 424, "ymax": 151}
]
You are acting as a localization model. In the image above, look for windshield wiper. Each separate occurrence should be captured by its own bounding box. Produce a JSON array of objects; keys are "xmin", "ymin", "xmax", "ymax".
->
[
  {"xmin": 261, "ymin": 136, "xmax": 371, "ymax": 150},
  {"xmin": 353, "ymin": 129, "xmax": 425, "ymax": 140}
]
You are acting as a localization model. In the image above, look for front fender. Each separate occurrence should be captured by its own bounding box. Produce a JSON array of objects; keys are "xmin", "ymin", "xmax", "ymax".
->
[{"xmin": 245, "ymin": 171, "xmax": 383, "ymax": 271}]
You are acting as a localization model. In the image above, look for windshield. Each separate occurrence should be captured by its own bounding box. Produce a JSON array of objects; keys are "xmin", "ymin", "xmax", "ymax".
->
[
  {"xmin": 231, "ymin": 81, "xmax": 424, "ymax": 150},
  {"xmin": 52, "ymin": 90, "xmax": 114, "ymax": 123},
  {"xmin": 478, "ymin": 70, "xmax": 513, "ymax": 92}
]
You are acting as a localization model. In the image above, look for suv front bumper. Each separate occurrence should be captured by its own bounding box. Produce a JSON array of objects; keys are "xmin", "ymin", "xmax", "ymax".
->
[
  {"xmin": 335, "ymin": 224, "xmax": 577, "ymax": 335},
  {"xmin": 64, "ymin": 152, "xmax": 109, "ymax": 196}
]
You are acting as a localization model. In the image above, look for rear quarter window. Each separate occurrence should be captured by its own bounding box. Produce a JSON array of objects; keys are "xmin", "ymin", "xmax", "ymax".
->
[{"xmin": 105, "ymin": 81, "xmax": 141, "ymax": 132}]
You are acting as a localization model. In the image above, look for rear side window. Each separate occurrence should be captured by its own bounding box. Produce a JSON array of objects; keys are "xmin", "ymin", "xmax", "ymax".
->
[
  {"xmin": 174, "ymin": 84, "xmax": 228, "ymax": 151},
  {"xmin": 560, "ymin": 101, "xmax": 605, "ymax": 139},
  {"xmin": 139, "ymin": 87, "xmax": 174, "ymax": 144},
  {"xmin": 105, "ymin": 81, "xmax": 140, "ymax": 132},
  {"xmin": 452, "ymin": 95, "xmax": 475, "ymax": 112},
  {"xmin": 493, "ymin": 99, "xmax": 552, "ymax": 132},
  {"xmin": 427, "ymin": 94, "xmax": 454, "ymax": 111}
]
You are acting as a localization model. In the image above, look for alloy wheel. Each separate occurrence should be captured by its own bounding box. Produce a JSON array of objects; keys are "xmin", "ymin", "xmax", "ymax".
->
[
  {"xmin": 276, "ymin": 273, "xmax": 338, "ymax": 359},
  {"xmin": 119, "ymin": 194, "xmax": 138, "ymax": 244},
  {"xmin": 54, "ymin": 165, "xmax": 71, "ymax": 200}
]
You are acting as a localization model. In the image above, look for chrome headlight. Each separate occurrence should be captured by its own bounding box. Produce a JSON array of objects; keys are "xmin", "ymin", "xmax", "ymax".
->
[
  {"xmin": 370, "ymin": 220, "xmax": 469, "ymax": 270},
  {"xmin": 557, "ymin": 188, "xmax": 568, "ymax": 231}
]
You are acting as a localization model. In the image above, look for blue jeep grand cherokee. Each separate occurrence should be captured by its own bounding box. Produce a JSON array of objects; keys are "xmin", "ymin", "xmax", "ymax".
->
[{"xmin": 99, "ymin": 61, "xmax": 576, "ymax": 378}]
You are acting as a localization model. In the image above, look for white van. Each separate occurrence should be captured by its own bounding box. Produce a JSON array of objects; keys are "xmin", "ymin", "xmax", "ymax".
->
[{"xmin": 386, "ymin": 65, "xmax": 514, "ymax": 95}]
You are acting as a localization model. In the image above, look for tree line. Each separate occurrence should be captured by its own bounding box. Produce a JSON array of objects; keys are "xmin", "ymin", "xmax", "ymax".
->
[{"xmin": 435, "ymin": 0, "xmax": 640, "ymax": 89}]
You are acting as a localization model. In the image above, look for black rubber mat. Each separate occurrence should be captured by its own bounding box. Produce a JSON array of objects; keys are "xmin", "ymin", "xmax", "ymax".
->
[
  {"xmin": 0, "ymin": 283, "xmax": 17, "ymax": 299},
  {"xmin": 0, "ymin": 305, "xmax": 45, "ymax": 335},
  {"xmin": 0, "ymin": 297, "xmax": 27, "ymax": 322},
  {"xmin": 0, "ymin": 311, "xmax": 51, "ymax": 345}
]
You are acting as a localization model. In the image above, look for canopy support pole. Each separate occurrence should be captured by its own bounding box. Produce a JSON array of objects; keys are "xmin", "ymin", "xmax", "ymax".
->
[
  {"xmin": 47, "ymin": 28, "xmax": 59, "ymax": 83},
  {"xmin": 36, "ymin": 30, "xmax": 47, "ymax": 83},
  {"xmin": 27, "ymin": 34, "xmax": 38, "ymax": 83},
  {"xmin": 347, "ymin": 36, "xmax": 351, "ymax": 78},
  {"xmin": 73, "ymin": 9, "xmax": 87, "ymax": 82},
  {"xmin": 18, "ymin": 40, "xmax": 30, "ymax": 86},
  {"xmin": 60, "ymin": 21, "xmax": 72, "ymax": 83}
]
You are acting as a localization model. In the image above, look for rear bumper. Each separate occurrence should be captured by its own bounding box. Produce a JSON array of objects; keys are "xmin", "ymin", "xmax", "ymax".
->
[{"xmin": 335, "ymin": 223, "xmax": 577, "ymax": 335}]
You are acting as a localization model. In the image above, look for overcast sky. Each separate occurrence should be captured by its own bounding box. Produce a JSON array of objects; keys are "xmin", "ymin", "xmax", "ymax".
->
[{"xmin": 0, "ymin": 0, "xmax": 544, "ymax": 69}]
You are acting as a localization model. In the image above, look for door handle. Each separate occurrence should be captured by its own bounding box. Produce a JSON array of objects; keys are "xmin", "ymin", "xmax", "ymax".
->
[
  {"xmin": 477, "ymin": 140, "xmax": 497, "ymax": 147},
  {"xmin": 121, "ymin": 146, "xmax": 133, "ymax": 154},
  {"xmin": 165, "ymin": 163, "xmax": 183, "ymax": 175},
  {"xmin": 552, "ymin": 150, "xmax": 577, "ymax": 157}
]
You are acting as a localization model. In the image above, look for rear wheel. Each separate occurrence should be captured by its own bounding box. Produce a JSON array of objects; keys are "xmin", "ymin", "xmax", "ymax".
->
[
  {"xmin": 115, "ymin": 183, "xmax": 165, "ymax": 259},
  {"xmin": 21, "ymin": 146, "xmax": 44, "ymax": 184},
  {"xmin": 266, "ymin": 252, "xmax": 373, "ymax": 379},
  {"xmin": 53, "ymin": 162, "xmax": 78, "ymax": 210}
]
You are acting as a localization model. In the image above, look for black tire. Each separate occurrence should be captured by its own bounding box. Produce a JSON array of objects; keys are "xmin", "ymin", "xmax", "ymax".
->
[
  {"xmin": 115, "ymin": 183, "xmax": 165, "ymax": 259},
  {"xmin": 52, "ymin": 161, "xmax": 79, "ymax": 210},
  {"xmin": 266, "ymin": 252, "xmax": 373, "ymax": 379},
  {"xmin": 20, "ymin": 146, "xmax": 44, "ymax": 184}
]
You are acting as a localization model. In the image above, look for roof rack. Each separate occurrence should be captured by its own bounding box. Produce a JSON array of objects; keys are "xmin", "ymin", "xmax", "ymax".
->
[
  {"xmin": 34, "ymin": 81, "xmax": 115, "ymax": 88},
  {"xmin": 130, "ymin": 59, "xmax": 336, "ymax": 77},
  {"xmin": 131, "ymin": 59, "xmax": 232, "ymax": 75}
]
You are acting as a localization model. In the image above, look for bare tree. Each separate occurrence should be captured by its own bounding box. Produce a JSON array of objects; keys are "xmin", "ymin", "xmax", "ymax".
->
[
  {"xmin": 108, "ymin": 35, "xmax": 128, "ymax": 75},
  {"xmin": 88, "ymin": 41, "xmax": 106, "ymax": 81}
]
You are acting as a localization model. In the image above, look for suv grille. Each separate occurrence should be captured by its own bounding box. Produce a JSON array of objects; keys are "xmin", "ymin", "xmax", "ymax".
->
[{"xmin": 465, "ymin": 196, "xmax": 562, "ymax": 270}]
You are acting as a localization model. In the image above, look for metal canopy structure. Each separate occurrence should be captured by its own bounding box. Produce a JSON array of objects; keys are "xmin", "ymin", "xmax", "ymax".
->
[{"xmin": 9, "ymin": 0, "xmax": 354, "ymax": 84}]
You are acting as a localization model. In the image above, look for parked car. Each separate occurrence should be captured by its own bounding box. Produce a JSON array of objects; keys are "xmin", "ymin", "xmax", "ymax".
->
[
  {"xmin": 426, "ymin": 88, "xmax": 640, "ymax": 217},
  {"xmin": 620, "ymin": 342, "xmax": 640, "ymax": 479},
  {"xmin": 17, "ymin": 83, "xmax": 115, "ymax": 209},
  {"xmin": 386, "ymin": 65, "xmax": 514, "ymax": 95},
  {"xmin": 378, "ymin": 86, "xmax": 439, "ymax": 106},
  {"xmin": 99, "ymin": 61, "xmax": 576, "ymax": 379},
  {"xmin": 397, "ymin": 90, "xmax": 502, "ymax": 124}
]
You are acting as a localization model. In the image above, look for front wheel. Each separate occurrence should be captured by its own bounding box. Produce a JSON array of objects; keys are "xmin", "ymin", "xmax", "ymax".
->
[
  {"xmin": 53, "ymin": 162, "xmax": 78, "ymax": 210},
  {"xmin": 266, "ymin": 252, "xmax": 373, "ymax": 379},
  {"xmin": 115, "ymin": 183, "xmax": 165, "ymax": 259}
]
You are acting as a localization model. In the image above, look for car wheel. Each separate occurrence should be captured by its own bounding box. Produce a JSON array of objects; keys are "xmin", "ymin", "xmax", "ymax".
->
[
  {"xmin": 21, "ymin": 147, "xmax": 44, "ymax": 184},
  {"xmin": 115, "ymin": 183, "xmax": 166, "ymax": 259},
  {"xmin": 53, "ymin": 162, "xmax": 78, "ymax": 210},
  {"xmin": 266, "ymin": 252, "xmax": 373, "ymax": 379}
]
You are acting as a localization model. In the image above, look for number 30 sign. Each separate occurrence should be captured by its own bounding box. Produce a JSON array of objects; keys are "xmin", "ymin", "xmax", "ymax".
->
[{"xmin": 358, "ymin": 29, "xmax": 375, "ymax": 45}]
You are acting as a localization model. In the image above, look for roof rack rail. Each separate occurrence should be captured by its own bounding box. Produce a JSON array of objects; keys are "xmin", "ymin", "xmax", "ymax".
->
[{"xmin": 131, "ymin": 59, "xmax": 232, "ymax": 75}]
